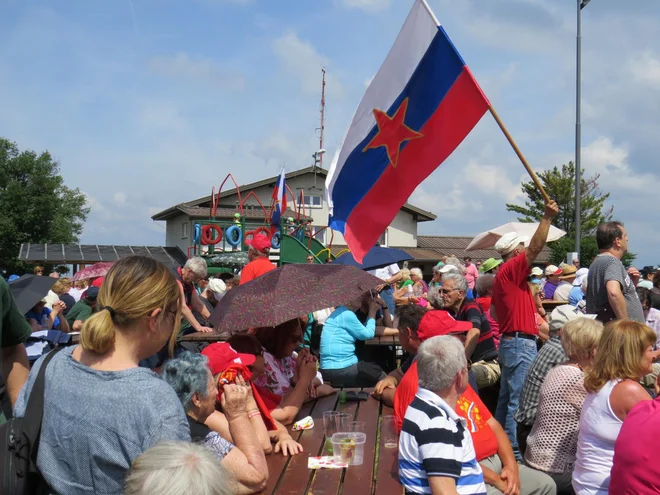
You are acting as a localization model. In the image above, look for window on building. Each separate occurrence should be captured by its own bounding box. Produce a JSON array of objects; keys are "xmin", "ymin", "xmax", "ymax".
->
[
  {"xmin": 378, "ymin": 228, "xmax": 388, "ymax": 247},
  {"xmin": 182, "ymin": 222, "xmax": 189, "ymax": 239},
  {"xmin": 303, "ymin": 195, "xmax": 323, "ymax": 208},
  {"xmin": 312, "ymin": 226, "xmax": 325, "ymax": 244}
]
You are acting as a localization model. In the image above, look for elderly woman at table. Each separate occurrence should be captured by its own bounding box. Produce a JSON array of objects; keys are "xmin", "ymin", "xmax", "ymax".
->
[
  {"xmin": 251, "ymin": 319, "xmax": 335, "ymax": 424},
  {"xmin": 201, "ymin": 342, "xmax": 304, "ymax": 456},
  {"xmin": 162, "ymin": 352, "xmax": 268, "ymax": 494},
  {"xmin": 320, "ymin": 295, "xmax": 398, "ymax": 387}
]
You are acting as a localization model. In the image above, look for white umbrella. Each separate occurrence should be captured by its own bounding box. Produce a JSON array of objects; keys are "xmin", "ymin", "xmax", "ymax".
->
[{"xmin": 466, "ymin": 222, "xmax": 566, "ymax": 251}]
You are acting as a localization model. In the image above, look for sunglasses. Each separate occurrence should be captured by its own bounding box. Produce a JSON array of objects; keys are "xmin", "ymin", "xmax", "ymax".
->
[{"xmin": 290, "ymin": 332, "xmax": 303, "ymax": 343}]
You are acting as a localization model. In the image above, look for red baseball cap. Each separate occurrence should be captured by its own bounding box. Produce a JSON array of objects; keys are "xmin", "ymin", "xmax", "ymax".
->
[
  {"xmin": 417, "ymin": 310, "xmax": 473, "ymax": 342},
  {"xmin": 246, "ymin": 234, "xmax": 272, "ymax": 253},
  {"xmin": 201, "ymin": 343, "xmax": 256, "ymax": 375}
]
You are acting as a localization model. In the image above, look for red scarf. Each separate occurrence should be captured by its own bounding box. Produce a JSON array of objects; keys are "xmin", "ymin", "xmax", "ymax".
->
[{"xmin": 217, "ymin": 364, "xmax": 277, "ymax": 431}]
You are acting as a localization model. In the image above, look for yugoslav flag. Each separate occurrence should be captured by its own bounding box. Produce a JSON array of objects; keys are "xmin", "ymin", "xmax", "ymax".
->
[
  {"xmin": 271, "ymin": 167, "xmax": 287, "ymax": 226},
  {"xmin": 325, "ymin": 0, "xmax": 491, "ymax": 263}
]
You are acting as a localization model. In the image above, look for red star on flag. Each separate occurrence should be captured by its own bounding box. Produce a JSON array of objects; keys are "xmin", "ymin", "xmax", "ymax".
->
[{"xmin": 362, "ymin": 98, "xmax": 424, "ymax": 168}]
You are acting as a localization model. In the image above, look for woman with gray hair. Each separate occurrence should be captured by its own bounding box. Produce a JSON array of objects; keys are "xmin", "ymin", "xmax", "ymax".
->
[
  {"xmin": 162, "ymin": 352, "xmax": 268, "ymax": 494},
  {"xmin": 525, "ymin": 317, "xmax": 603, "ymax": 494},
  {"xmin": 125, "ymin": 441, "xmax": 232, "ymax": 495}
]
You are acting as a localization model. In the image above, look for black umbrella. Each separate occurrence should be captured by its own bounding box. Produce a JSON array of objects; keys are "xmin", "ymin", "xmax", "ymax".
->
[
  {"xmin": 9, "ymin": 274, "xmax": 57, "ymax": 314},
  {"xmin": 332, "ymin": 245, "xmax": 412, "ymax": 271},
  {"xmin": 208, "ymin": 263, "xmax": 382, "ymax": 333}
]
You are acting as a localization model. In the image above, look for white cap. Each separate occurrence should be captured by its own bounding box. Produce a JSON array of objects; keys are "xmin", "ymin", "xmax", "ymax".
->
[
  {"xmin": 438, "ymin": 265, "xmax": 459, "ymax": 274},
  {"xmin": 531, "ymin": 267, "xmax": 543, "ymax": 277},
  {"xmin": 545, "ymin": 265, "xmax": 562, "ymax": 276},
  {"xmin": 494, "ymin": 233, "xmax": 529, "ymax": 255},
  {"xmin": 549, "ymin": 304, "xmax": 597, "ymax": 331},
  {"xmin": 207, "ymin": 278, "xmax": 227, "ymax": 295},
  {"xmin": 573, "ymin": 268, "xmax": 589, "ymax": 286}
]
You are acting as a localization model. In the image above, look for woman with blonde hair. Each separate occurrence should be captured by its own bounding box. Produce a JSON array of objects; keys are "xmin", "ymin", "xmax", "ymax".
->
[
  {"xmin": 14, "ymin": 255, "xmax": 190, "ymax": 494},
  {"xmin": 525, "ymin": 317, "xmax": 603, "ymax": 494},
  {"xmin": 572, "ymin": 319, "xmax": 656, "ymax": 495}
]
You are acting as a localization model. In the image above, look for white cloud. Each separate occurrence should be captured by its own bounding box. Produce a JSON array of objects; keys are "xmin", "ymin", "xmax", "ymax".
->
[
  {"xmin": 113, "ymin": 192, "xmax": 126, "ymax": 204},
  {"xmin": 148, "ymin": 52, "xmax": 245, "ymax": 91},
  {"xmin": 273, "ymin": 32, "xmax": 344, "ymax": 99},
  {"xmin": 340, "ymin": 0, "xmax": 390, "ymax": 12},
  {"xmin": 627, "ymin": 51, "xmax": 660, "ymax": 86},
  {"xmin": 465, "ymin": 160, "xmax": 525, "ymax": 203},
  {"xmin": 581, "ymin": 136, "xmax": 660, "ymax": 192}
]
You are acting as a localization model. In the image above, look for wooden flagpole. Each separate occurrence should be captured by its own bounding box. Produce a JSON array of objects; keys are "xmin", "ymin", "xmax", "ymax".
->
[{"xmin": 488, "ymin": 106, "xmax": 550, "ymax": 203}]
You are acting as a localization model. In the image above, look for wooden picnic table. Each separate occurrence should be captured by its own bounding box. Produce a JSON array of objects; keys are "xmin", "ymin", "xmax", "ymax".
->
[
  {"xmin": 264, "ymin": 388, "xmax": 402, "ymax": 495},
  {"xmin": 179, "ymin": 331, "xmax": 229, "ymax": 342},
  {"xmin": 541, "ymin": 300, "xmax": 565, "ymax": 311},
  {"xmin": 66, "ymin": 330, "xmax": 229, "ymax": 346}
]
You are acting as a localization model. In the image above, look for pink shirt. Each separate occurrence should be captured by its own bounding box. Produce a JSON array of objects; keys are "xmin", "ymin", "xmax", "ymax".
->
[
  {"xmin": 465, "ymin": 263, "xmax": 479, "ymax": 290},
  {"xmin": 610, "ymin": 397, "xmax": 660, "ymax": 494}
]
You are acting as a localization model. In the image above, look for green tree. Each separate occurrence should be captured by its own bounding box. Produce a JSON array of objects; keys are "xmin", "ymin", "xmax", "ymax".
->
[
  {"xmin": 0, "ymin": 138, "xmax": 90, "ymax": 275},
  {"xmin": 505, "ymin": 162, "xmax": 635, "ymax": 267}
]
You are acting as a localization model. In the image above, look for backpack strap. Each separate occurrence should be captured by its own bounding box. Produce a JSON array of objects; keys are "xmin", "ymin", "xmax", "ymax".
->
[{"xmin": 21, "ymin": 347, "xmax": 65, "ymax": 446}]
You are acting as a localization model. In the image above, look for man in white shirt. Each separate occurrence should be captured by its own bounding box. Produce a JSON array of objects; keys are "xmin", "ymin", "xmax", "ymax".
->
[
  {"xmin": 368, "ymin": 263, "xmax": 402, "ymax": 314},
  {"xmin": 399, "ymin": 335, "xmax": 487, "ymax": 495}
]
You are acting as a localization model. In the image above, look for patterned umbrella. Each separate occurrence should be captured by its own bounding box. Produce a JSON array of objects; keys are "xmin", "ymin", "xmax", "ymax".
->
[
  {"xmin": 208, "ymin": 263, "xmax": 382, "ymax": 333},
  {"xmin": 71, "ymin": 262, "xmax": 115, "ymax": 282}
]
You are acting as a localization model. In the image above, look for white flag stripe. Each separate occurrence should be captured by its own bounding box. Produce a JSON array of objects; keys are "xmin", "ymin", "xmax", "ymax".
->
[{"xmin": 325, "ymin": 0, "xmax": 438, "ymax": 209}]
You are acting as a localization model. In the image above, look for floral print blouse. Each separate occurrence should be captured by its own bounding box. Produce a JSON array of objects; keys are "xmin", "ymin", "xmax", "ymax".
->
[{"xmin": 255, "ymin": 351, "xmax": 295, "ymax": 398}]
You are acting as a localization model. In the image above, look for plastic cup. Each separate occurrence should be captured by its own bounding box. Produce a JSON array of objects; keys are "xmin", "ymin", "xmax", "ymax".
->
[
  {"xmin": 346, "ymin": 421, "xmax": 365, "ymax": 432},
  {"xmin": 381, "ymin": 415, "xmax": 398, "ymax": 449},
  {"xmin": 332, "ymin": 432, "xmax": 366, "ymax": 466},
  {"xmin": 323, "ymin": 412, "xmax": 341, "ymax": 452}
]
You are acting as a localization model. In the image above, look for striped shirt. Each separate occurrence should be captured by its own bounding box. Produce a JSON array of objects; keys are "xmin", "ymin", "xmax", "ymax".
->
[{"xmin": 399, "ymin": 388, "xmax": 487, "ymax": 495}]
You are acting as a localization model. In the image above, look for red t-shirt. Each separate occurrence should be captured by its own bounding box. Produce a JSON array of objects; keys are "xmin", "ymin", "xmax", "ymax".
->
[
  {"xmin": 491, "ymin": 252, "xmax": 537, "ymax": 335},
  {"xmin": 610, "ymin": 397, "xmax": 660, "ymax": 494},
  {"xmin": 393, "ymin": 362, "xmax": 499, "ymax": 462},
  {"xmin": 240, "ymin": 257, "xmax": 276, "ymax": 285}
]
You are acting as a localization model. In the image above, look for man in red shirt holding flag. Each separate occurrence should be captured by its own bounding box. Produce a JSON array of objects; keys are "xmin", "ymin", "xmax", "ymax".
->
[{"xmin": 491, "ymin": 199, "xmax": 559, "ymax": 460}]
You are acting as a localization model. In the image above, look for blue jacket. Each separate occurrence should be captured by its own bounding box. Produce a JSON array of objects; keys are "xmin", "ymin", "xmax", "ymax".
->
[{"xmin": 320, "ymin": 306, "xmax": 376, "ymax": 370}]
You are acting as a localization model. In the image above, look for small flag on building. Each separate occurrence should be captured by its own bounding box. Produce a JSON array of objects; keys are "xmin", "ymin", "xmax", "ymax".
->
[
  {"xmin": 271, "ymin": 167, "xmax": 287, "ymax": 227},
  {"xmin": 325, "ymin": 0, "xmax": 491, "ymax": 262}
]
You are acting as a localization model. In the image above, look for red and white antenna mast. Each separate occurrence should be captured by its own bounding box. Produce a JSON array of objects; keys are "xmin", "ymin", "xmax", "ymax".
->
[{"xmin": 318, "ymin": 67, "xmax": 326, "ymax": 169}]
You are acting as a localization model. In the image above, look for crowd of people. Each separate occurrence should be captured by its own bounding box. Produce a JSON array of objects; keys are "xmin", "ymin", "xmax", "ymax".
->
[{"xmin": 1, "ymin": 200, "xmax": 660, "ymax": 494}]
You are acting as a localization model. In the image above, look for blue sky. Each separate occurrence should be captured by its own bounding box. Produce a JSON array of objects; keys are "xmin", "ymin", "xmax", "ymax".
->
[{"xmin": 1, "ymin": 0, "xmax": 659, "ymax": 265}]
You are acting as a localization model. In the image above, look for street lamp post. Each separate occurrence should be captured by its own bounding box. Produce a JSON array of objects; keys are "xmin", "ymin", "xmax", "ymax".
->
[{"xmin": 575, "ymin": 0, "xmax": 590, "ymax": 258}]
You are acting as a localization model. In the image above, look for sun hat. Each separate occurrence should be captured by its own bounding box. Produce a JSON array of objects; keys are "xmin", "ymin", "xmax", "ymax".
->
[
  {"xmin": 559, "ymin": 265, "xmax": 578, "ymax": 280},
  {"xmin": 246, "ymin": 234, "xmax": 271, "ymax": 253},
  {"xmin": 573, "ymin": 268, "xmax": 589, "ymax": 286},
  {"xmin": 438, "ymin": 265, "xmax": 459, "ymax": 274},
  {"xmin": 549, "ymin": 305, "xmax": 597, "ymax": 332},
  {"xmin": 417, "ymin": 310, "xmax": 473, "ymax": 342},
  {"xmin": 494, "ymin": 233, "xmax": 529, "ymax": 255},
  {"xmin": 530, "ymin": 267, "xmax": 543, "ymax": 277},
  {"xmin": 480, "ymin": 258, "xmax": 503, "ymax": 273},
  {"xmin": 207, "ymin": 278, "xmax": 227, "ymax": 295},
  {"xmin": 201, "ymin": 342, "xmax": 256, "ymax": 376},
  {"xmin": 544, "ymin": 265, "xmax": 562, "ymax": 277}
]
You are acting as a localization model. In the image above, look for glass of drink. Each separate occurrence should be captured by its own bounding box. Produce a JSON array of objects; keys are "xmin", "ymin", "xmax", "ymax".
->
[
  {"xmin": 381, "ymin": 415, "xmax": 398, "ymax": 448},
  {"xmin": 323, "ymin": 412, "xmax": 340, "ymax": 452},
  {"xmin": 347, "ymin": 421, "xmax": 365, "ymax": 433}
]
